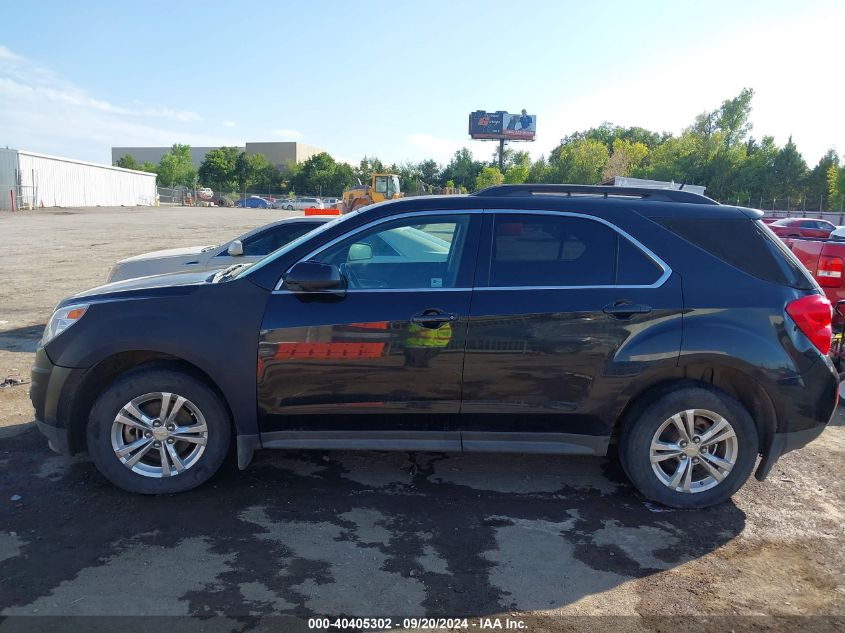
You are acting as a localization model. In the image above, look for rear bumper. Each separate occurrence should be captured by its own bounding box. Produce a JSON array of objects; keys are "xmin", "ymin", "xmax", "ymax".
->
[{"xmin": 755, "ymin": 423, "xmax": 829, "ymax": 480}]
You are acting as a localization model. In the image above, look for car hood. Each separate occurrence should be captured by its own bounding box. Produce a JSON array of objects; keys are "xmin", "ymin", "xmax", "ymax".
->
[
  {"xmin": 66, "ymin": 269, "xmax": 217, "ymax": 304},
  {"xmin": 118, "ymin": 245, "xmax": 217, "ymax": 263}
]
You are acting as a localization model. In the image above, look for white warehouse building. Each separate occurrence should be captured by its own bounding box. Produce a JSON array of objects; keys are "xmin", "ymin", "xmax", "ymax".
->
[{"xmin": 0, "ymin": 149, "xmax": 157, "ymax": 210}]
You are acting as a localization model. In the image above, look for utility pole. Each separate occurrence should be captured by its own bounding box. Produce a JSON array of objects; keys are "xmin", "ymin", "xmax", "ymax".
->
[{"xmin": 498, "ymin": 138, "xmax": 505, "ymax": 172}]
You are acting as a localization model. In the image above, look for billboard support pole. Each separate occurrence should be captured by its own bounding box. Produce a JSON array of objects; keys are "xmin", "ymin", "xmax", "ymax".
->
[{"xmin": 498, "ymin": 138, "xmax": 505, "ymax": 172}]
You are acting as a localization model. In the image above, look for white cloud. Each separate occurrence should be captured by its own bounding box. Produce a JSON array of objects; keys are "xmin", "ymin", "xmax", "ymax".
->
[
  {"xmin": 0, "ymin": 46, "xmax": 218, "ymax": 162},
  {"xmin": 271, "ymin": 128, "xmax": 303, "ymax": 139},
  {"xmin": 0, "ymin": 45, "xmax": 23, "ymax": 62},
  {"xmin": 221, "ymin": 120, "xmax": 236, "ymax": 128}
]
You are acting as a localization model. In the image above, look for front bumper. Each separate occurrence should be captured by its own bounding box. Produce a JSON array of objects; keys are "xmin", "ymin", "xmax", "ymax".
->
[
  {"xmin": 36, "ymin": 419, "xmax": 71, "ymax": 455},
  {"xmin": 30, "ymin": 346, "xmax": 83, "ymax": 456}
]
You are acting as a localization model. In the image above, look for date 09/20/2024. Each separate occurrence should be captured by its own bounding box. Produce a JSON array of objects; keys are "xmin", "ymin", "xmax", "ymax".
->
[{"xmin": 308, "ymin": 617, "xmax": 527, "ymax": 630}]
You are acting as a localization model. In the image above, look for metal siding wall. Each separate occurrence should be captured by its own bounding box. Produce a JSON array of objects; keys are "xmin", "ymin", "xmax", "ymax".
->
[
  {"xmin": 17, "ymin": 152, "xmax": 156, "ymax": 207},
  {"xmin": 0, "ymin": 149, "xmax": 20, "ymax": 210}
]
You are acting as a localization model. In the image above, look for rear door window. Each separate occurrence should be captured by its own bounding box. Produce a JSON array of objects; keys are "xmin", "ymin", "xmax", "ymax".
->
[{"xmin": 486, "ymin": 213, "xmax": 662, "ymax": 287}]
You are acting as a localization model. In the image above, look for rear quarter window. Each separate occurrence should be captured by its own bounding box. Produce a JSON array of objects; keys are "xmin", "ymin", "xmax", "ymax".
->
[{"xmin": 655, "ymin": 217, "xmax": 816, "ymax": 290}]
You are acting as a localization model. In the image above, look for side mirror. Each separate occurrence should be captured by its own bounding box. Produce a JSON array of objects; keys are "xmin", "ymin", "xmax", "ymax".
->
[
  {"xmin": 284, "ymin": 261, "xmax": 344, "ymax": 292},
  {"xmin": 227, "ymin": 240, "xmax": 244, "ymax": 257},
  {"xmin": 348, "ymin": 242, "xmax": 373, "ymax": 262}
]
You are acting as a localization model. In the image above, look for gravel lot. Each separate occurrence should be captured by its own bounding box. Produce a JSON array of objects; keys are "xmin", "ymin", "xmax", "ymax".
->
[{"xmin": 0, "ymin": 206, "xmax": 843, "ymax": 631}]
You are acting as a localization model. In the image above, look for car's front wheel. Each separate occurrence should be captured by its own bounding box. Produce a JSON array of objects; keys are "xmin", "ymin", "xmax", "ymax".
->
[
  {"xmin": 620, "ymin": 386, "xmax": 758, "ymax": 508},
  {"xmin": 87, "ymin": 366, "xmax": 231, "ymax": 494}
]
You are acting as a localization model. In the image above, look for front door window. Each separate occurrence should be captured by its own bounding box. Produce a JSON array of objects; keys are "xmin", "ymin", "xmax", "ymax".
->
[{"xmin": 312, "ymin": 215, "xmax": 472, "ymax": 290}]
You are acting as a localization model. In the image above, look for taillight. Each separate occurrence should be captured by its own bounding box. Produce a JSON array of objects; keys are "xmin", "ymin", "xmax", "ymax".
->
[
  {"xmin": 817, "ymin": 256, "xmax": 843, "ymax": 287},
  {"xmin": 786, "ymin": 294, "xmax": 832, "ymax": 354}
]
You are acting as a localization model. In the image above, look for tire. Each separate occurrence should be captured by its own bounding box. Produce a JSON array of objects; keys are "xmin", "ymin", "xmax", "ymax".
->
[
  {"xmin": 285, "ymin": 205, "xmax": 293, "ymax": 211},
  {"xmin": 619, "ymin": 386, "xmax": 758, "ymax": 509},
  {"xmin": 87, "ymin": 366, "xmax": 231, "ymax": 494}
]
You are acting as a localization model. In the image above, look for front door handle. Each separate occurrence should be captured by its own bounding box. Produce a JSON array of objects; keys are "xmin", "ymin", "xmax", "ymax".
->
[
  {"xmin": 411, "ymin": 310, "xmax": 458, "ymax": 328},
  {"xmin": 603, "ymin": 301, "xmax": 652, "ymax": 319}
]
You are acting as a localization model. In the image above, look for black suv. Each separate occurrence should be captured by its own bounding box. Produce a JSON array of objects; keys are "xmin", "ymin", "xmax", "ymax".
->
[{"xmin": 30, "ymin": 185, "xmax": 838, "ymax": 507}]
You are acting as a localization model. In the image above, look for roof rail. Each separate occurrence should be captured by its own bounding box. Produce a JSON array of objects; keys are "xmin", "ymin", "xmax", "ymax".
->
[{"xmin": 472, "ymin": 184, "xmax": 717, "ymax": 205}]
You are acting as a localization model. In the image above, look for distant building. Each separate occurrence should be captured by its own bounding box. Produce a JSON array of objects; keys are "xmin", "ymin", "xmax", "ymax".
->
[
  {"xmin": 1, "ymin": 148, "xmax": 156, "ymax": 209},
  {"xmin": 110, "ymin": 142, "xmax": 326, "ymax": 170},
  {"xmin": 607, "ymin": 176, "xmax": 707, "ymax": 196}
]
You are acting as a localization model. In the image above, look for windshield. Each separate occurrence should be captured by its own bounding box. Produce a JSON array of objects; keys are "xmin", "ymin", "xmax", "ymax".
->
[
  {"xmin": 235, "ymin": 210, "xmax": 361, "ymax": 279},
  {"xmin": 388, "ymin": 176, "xmax": 400, "ymax": 195}
]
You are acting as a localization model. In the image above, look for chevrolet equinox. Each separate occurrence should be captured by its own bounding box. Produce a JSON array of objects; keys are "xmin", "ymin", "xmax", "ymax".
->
[{"xmin": 30, "ymin": 184, "xmax": 838, "ymax": 507}]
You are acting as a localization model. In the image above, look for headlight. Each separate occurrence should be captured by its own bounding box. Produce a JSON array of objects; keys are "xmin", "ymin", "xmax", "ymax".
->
[{"xmin": 41, "ymin": 303, "xmax": 90, "ymax": 346}]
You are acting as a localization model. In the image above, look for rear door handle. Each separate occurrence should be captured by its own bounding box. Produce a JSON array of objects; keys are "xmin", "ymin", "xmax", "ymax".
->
[
  {"xmin": 603, "ymin": 302, "xmax": 652, "ymax": 318},
  {"xmin": 411, "ymin": 310, "xmax": 458, "ymax": 327}
]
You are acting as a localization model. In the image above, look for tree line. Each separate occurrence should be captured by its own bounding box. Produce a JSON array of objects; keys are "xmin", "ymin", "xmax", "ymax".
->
[{"xmin": 114, "ymin": 88, "xmax": 845, "ymax": 210}]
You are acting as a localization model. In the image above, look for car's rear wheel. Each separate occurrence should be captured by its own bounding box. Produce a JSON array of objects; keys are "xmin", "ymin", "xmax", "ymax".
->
[
  {"xmin": 87, "ymin": 367, "xmax": 231, "ymax": 494},
  {"xmin": 620, "ymin": 386, "xmax": 758, "ymax": 508}
]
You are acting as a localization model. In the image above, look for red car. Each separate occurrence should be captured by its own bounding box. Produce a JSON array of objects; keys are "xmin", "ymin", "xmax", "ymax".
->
[{"xmin": 769, "ymin": 217, "xmax": 837, "ymax": 239}]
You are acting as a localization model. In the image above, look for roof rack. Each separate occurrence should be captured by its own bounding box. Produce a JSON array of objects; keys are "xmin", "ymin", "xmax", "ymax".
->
[{"xmin": 472, "ymin": 184, "xmax": 716, "ymax": 205}]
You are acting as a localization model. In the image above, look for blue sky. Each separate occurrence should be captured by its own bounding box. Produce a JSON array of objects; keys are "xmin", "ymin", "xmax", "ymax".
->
[{"xmin": 1, "ymin": 0, "xmax": 843, "ymax": 167}]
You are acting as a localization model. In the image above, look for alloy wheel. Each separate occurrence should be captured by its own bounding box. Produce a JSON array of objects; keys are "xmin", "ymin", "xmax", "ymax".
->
[
  {"xmin": 649, "ymin": 409, "xmax": 738, "ymax": 493},
  {"xmin": 110, "ymin": 392, "xmax": 208, "ymax": 478}
]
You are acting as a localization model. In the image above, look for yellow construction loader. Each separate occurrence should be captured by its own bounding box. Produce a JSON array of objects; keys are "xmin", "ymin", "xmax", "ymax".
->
[{"xmin": 341, "ymin": 173, "xmax": 403, "ymax": 214}]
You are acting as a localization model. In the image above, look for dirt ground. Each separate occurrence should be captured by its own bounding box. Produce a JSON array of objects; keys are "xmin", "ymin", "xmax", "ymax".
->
[{"xmin": 0, "ymin": 206, "xmax": 843, "ymax": 632}]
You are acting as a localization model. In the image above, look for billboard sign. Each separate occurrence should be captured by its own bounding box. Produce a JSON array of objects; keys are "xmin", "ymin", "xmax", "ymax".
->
[{"xmin": 469, "ymin": 110, "xmax": 536, "ymax": 140}]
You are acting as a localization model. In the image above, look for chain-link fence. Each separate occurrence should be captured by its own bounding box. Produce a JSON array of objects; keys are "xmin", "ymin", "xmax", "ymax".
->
[
  {"xmin": 718, "ymin": 195, "xmax": 845, "ymax": 214},
  {"xmin": 156, "ymin": 187, "xmax": 335, "ymax": 209}
]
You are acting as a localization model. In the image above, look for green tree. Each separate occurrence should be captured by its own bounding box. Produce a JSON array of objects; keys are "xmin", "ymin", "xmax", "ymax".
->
[
  {"xmin": 828, "ymin": 163, "xmax": 845, "ymax": 208},
  {"xmin": 442, "ymin": 148, "xmax": 484, "ymax": 190},
  {"xmin": 527, "ymin": 155, "xmax": 551, "ymax": 183},
  {"xmin": 156, "ymin": 144, "xmax": 197, "ymax": 187},
  {"xmin": 804, "ymin": 149, "xmax": 838, "ymax": 208},
  {"xmin": 474, "ymin": 166, "xmax": 504, "ymax": 190},
  {"xmin": 198, "ymin": 147, "xmax": 239, "ymax": 191},
  {"xmin": 602, "ymin": 138, "xmax": 649, "ymax": 180},
  {"xmin": 503, "ymin": 164, "xmax": 529, "ymax": 184},
  {"xmin": 354, "ymin": 156, "xmax": 386, "ymax": 185},
  {"xmin": 714, "ymin": 88, "xmax": 754, "ymax": 150},
  {"xmin": 139, "ymin": 161, "xmax": 158, "ymax": 174},
  {"xmin": 417, "ymin": 159, "xmax": 442, "ymax": 185},
  {"xmin": 234, "ymin": 151, "xmax": 251, "ymax": 192},
  {"xmin": 772, "ymin": 136, "xmax": 808, "ymax": 203},
  {"xmin": 548, "ymin": 138, "xmax": 609, "ymax": 184},
  {"xmin": 114, "ymin": 154, "xmax": 139, "ymax": 170},
  {"xmin": 291, "ymin": 152, "xmax": 353, "ymax": 197},
  {"xmin": 246, "ymin": 154, "xmax": 281, "ymax": 193}
]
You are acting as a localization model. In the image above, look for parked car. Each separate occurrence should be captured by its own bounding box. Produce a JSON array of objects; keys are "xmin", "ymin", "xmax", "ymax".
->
[
  {"xmin": 235, "ymin": 196, "xmax": 271, "ymax": 209},
  {"xmin": 768, "ymin": 217, "xmax": 837, "ymax": 239},
  {"xmin": 197, "ymin": 187, "xmax": 214, "ymax": 201},
  {"xmin": 276, "ymin": 196, "xmax": 324, "ymax": 211},
  {"xmin": 781, "ymin": 234, "xmax": 845, "ymax": 305},
  {"xmin": 31, "ymin": 184, "xmax": 837, "ymax": 508},
  {"xmin": 107, "ymin": 217, "xmax": 332, "ymax": 282}
]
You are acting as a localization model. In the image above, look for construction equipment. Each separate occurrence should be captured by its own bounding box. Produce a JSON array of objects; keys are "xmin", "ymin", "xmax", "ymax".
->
[{"xmin": 340, "ymin": 173, "xmax": 403, "ymax": 214}]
